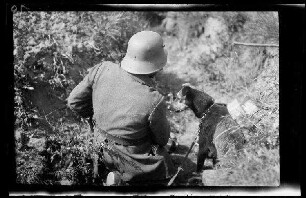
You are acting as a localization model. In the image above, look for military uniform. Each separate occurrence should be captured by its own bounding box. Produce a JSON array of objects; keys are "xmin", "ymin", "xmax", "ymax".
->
[{"xmin": 67, "ymin": 61, "xmax": 175, "ymax": 184}]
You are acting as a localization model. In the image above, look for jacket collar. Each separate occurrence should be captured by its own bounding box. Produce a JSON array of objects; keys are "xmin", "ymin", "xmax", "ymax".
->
[
  {"xmin": 118, "ymin": 63, "xmax": 157, "ymax": 88},
  {"xmin": 126, "ymin": 71, "xmax": 157, "ymax": 88}
]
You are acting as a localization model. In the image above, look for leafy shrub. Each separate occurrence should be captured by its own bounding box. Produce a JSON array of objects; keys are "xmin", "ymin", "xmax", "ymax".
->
[
  {"xmin": 16, "ymin": 121, "xmax": 103, "ymax": 185},
  {"xmin": 13, "ymin": 11, "xmax": 148, "ymax": 130},
  {"xmin": 16, "ymin": 147, "xmax": 44, "ymax": 184}
]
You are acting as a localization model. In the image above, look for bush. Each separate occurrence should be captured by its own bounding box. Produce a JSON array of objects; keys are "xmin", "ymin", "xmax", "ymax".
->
[
  {"xmin": 16, "ymin": 121, "xmax": 105, "ymax": 185},
  {"xmin": 13, "ymin": 11, "xmax": 148, "ymax": 130}
]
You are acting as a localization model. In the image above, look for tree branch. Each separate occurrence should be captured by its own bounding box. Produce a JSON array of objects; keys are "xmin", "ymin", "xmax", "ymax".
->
[{"xmin": 233, "ymin": 41, "xmax": 279, "ymax": 47}]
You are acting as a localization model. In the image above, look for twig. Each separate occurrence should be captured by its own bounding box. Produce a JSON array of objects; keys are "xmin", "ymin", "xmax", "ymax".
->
[
  {"xmin": 233, "ymin": 41, "xmax": 279, "ymax": 48},
  {"xmin": 167, "ymin": 167, "xmax": 183, "ymax": 186},
  {"xmin": 42, "ymin": 110, "xmax": 52, "ymax": 126},
  {"xmin": 38, "ymin": 105, "xmax": 67, "ymax": 122}
]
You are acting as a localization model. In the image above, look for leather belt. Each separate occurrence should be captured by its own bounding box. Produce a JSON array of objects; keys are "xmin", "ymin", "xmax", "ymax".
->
[{"xmin": 96, "ymin": 127, "xmax": 149, "ymax": 146}]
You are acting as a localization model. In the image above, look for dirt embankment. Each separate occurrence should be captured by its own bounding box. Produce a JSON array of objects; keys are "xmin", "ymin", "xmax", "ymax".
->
[{"xmin": 158, "ymin": 15, "xmax": 279, "ymax": 186}]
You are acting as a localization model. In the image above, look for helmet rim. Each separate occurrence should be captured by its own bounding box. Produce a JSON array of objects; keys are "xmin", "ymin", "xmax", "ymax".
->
[
  {"xmin": 121, "ymin": 48, "xmax": 167, "ymax": 74},
  {"xmin": 120, "ymin": 31, "xmax": 168, "ymax": 75}
]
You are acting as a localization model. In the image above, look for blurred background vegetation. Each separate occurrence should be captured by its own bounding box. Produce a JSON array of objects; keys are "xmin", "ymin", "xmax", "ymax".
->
[{"xmin": 13, "ymin": 11, "xmax": 279, "ymax": 186}]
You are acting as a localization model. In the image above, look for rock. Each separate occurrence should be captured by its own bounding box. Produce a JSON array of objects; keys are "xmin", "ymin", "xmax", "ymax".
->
[{"xmin": 227, "ymin": 98, "xmax": 258, "ymax": 127}]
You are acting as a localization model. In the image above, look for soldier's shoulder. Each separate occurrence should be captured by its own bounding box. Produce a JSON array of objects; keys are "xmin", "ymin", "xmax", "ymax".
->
[
  {"xmin": 97, "ymin": 61, "xmax": 119, "ymax": 69},
  {"xmin": 90, "ymin": 61, "xmax": 120, "ymax": 75}
]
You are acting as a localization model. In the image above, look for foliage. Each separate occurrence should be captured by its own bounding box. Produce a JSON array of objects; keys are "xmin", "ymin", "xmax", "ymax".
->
[
  {"xmin": 16, "ymin": 120, "xmax": 146, "ymax": 185},
  {"xmin": 16, "ymin": 122, "xmax": 101, "ymax": 185},
  {"xmin": 13, "ymin": 11, "xmax": 149, "ymax": 130},
  {"xmin": 16, "ymin": 145, "xmax": 44, "ymax": 184}
]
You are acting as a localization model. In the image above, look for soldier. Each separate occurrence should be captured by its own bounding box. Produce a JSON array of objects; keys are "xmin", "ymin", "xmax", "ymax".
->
[{"xmin": 67, "ymin": 31, "xmax": 176, "ymax": 186}]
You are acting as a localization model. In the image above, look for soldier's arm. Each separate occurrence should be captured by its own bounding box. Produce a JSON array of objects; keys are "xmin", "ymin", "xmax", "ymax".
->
[
  {"xmin": 67, "ymin": 63, "xmax": 102, "ymax": 118},
  {"xmin": 148, "ymin": 96, "xmax": 171, "ymax": 146}
]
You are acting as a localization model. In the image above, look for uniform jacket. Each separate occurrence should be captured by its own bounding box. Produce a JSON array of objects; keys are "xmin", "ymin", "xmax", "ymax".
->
[{"xmin": 67, "ymin": 61, "xmax": 175, "ymax": 183}]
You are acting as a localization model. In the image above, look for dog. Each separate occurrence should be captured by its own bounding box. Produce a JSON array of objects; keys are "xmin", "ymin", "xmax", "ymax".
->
[{"xmin": 171, "ymin": 83, "xmax": 246, "ymax": 172}]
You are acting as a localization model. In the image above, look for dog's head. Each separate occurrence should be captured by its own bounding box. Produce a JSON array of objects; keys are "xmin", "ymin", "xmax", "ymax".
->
[{"xmin": 173, "ymin": 83, "xmax": 215, "ymax": 118}]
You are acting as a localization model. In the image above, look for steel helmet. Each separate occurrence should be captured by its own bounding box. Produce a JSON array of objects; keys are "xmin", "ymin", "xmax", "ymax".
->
[{"xmin": 121, "ymin": 31, "xmax": 168, "ymax": 75}]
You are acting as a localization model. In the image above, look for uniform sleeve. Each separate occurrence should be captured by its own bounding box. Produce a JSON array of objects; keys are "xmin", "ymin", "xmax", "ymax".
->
[
  {"xmin": 67, "ymin": 63, "xmax": 102, "ymax": 118},
  {"xmin": 148, "ymin": 96, "xmax": 171, "ymax": 146}
]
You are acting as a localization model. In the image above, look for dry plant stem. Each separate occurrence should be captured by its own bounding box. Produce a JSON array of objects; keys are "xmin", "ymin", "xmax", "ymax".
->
[
  {"xmin": 42, "ymin": 109, "xmax": 55, "ymax": 132},
  {"xmin": 167, "ymin": 167, "xmax": 183, "ymax": 186},
  {"xmin": 233, "ymin": 41, "xmax": 279, "ymax": 47}
]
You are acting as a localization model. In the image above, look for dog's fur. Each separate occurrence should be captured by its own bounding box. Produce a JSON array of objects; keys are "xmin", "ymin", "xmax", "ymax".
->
[{"xmin": 173, "ymin": 84, "xmax": 246, "ymax": 172}]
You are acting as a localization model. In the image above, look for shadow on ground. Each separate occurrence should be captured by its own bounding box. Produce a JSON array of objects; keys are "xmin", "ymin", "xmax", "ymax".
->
[{"xmin": 172, "ymin": 144, "xmax": 191, "ymax": 155}]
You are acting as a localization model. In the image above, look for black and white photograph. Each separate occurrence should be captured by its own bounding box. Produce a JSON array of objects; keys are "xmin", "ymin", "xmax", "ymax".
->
[{"xmin": 6, "ymin": 3, "xmax": 303, "ymax": 196}]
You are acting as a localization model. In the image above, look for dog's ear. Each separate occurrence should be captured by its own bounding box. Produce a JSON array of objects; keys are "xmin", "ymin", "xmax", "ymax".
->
[
  {"xmin": 176, "ymin": 85, "xmax": 193, "ymax": 107},
  {"xmin": 180, "ymin": 83, "xmax": 193, "ymax": 96},
  {"xmin": 177, "ymin": 86, "xmax": 189, "ymax": 99},
  {"xmin": 181, "ymin": 86, "xmax": 191, "ymax": 97}
]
